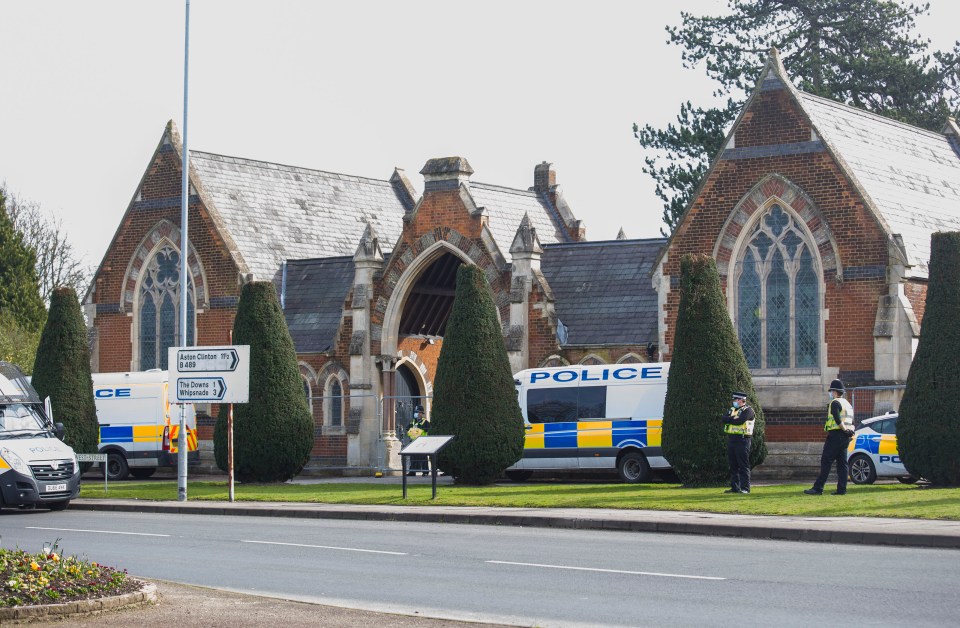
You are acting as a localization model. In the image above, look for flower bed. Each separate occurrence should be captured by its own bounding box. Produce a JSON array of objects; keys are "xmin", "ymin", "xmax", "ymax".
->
[{"xmin": 0, "ymin": 541, "xmax": 139, "ymax": 607}]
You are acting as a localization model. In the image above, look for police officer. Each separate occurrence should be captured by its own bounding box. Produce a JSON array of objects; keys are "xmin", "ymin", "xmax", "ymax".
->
[
  {"xmin": 804, "ymin": 379, "xmax": 855, "ymax": 495},
  {"xmin": 723, "ymin": 391, "xmax": 755, "ymax": 494},
  {"xmin": 405, "ymin": 405, "xmax": 431, "ymax": 476}
]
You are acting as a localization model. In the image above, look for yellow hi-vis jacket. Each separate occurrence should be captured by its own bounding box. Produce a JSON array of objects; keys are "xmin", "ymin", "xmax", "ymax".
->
[
  {"xmin": 824, "ymin": 397, "xmax": 854, "ymax": 432},
  {"xmin": 723, "ymin": 406, "xmax": 755, "ymax": 436}
]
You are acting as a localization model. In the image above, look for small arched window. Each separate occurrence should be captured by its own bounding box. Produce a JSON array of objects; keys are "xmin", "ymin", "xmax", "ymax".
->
[
  {"xmin": 735, "ymin": 205, "xmax": 820, "ymax": 370},
  {"xmin": 139, "ymin": 245, "xmax": 195, "ymax": 370},
  {"xmin": 325, "ymin": 377, "xmax": 343, "ymax": 427}
]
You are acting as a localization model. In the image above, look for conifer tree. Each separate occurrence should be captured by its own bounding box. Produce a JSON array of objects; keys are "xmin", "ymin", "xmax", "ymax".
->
[
  {"xmin": 0, "ymin": 190, "xmax": 45, "ymax": 331},
  {"xmin": 897, "ymin": 232, "xmax": 960, "ymax": 485},
  {"xmin": 431, "ymin": 265, "xmax": 524, "ymax": 485},
  {"xmin": 662, "ymin": 254, "xmax": 766, "ymax": 484},
  {"xmin": 31, "ymin": 287, "xmax": 100, "ymax": 460},
  {"xmin": 213, "ymin": 282, "xmax": 313, "ymax": 482}
]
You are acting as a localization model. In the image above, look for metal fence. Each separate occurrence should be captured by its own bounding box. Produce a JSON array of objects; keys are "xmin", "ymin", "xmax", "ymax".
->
[{"xmin": 849, "ymin": 385, "xmax": 905, "ymax": 426}]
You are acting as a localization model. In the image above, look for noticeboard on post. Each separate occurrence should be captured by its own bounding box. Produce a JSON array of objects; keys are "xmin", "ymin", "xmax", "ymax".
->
[{"xmin": 169, "ymin": 345, "xmax": 250, "ymax": 404}]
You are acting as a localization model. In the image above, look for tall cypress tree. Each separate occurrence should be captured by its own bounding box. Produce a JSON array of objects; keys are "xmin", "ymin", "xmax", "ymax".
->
[
  {"xmin": 0, "ymin": 190, "xmax": 45, "ymax": 331},
  {"xmin": 662, "ymin": 254, "xmax": 766, "ymax": 485},
  {"xmin": 431, "ymin": 265, "xmax": 524, "ymax": 485},
  {"xmin": 31, "ymin": 287, "xmax": 100, "ymax": 459},
  {"xmin": 213, "ymin": 282, "xmax": 313, "ymax": 482},
  {"xmin": 897, "ymin": 232, "xmax": 960, "ymax": 485}
]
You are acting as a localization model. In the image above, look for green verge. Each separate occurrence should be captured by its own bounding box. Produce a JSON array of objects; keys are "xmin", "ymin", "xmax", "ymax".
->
[{"xmin": 79, "ymin": 482, "xmax": 960, "ymax": 520}]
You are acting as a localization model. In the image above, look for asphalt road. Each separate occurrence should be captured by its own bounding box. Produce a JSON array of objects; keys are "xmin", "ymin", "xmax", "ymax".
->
[{"xmin": 1, "ymin": 509, "xmax": 957, "ymax": 627}]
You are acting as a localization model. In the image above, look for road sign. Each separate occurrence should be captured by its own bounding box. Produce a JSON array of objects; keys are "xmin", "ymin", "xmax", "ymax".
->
[
  {"xmin": 175, "ymin": 348, "xmax": 241, "ymax": 372},
  {"xmin": 169, "ymin": 345, "xmax": 250, "ymax": 404},
  {"xmin": 76, "ymin": 453, "xmax": 107, "ymax": 462}
]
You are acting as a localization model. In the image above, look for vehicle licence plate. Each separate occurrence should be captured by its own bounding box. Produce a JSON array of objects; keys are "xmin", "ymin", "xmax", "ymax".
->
[{"xmin": 45, "ymin": 483, "xmax": 67, "ymax": 492}]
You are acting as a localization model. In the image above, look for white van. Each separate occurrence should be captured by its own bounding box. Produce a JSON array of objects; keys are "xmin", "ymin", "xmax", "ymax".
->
[
  {"xmin": 0, "ymin": 362, "xmax": 80, "ymax": 510},
  {"xmin": 92, "ymin": 370, "xmax": 198, "ymax": 480},
  {"xmin": 507, "ymin": 363, "xmax": 671, "ymax": 483}
]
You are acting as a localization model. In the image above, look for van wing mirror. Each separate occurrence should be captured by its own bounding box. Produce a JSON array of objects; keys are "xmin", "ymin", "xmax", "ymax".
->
[
  {"xmin": 54, "ymin": 422, "xmax": 66, "ymax": 439},
  {"xmin": 44, "ymin": 396, "xmax": 54, "ymax": 425}
]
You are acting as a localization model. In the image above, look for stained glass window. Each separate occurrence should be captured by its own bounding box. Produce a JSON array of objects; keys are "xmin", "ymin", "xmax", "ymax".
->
[
  {"xmin": 734, "ymin": 205, "xmax": 820, "ymax": 369},
  {"xmin": 330, "ymin": 380, "xmax": 343, "ymax": 427},
  {"xmin": 138, "ymin": 245, "xmax": 196, "ymax": 370}
]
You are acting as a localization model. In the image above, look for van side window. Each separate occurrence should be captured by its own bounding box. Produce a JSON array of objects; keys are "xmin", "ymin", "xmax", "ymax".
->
[
  {"xmin": 577, "ymin": 386, "xmax": 606, "ymax": 420},
  {"xmin": 527, "ymin": 388, "xmax": 577, "ymax": 423},
  {"xmin": 527, "ymin": 386, "xmax": 607, "ymax": 423}
]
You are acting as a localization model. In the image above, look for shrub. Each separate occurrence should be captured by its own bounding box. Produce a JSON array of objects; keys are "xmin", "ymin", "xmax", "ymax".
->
[
  {"xmin": 431, "ymin": 265, "xmax": 524, "ymax": 484},
  {"xmin": 213, "ymin": 282, "xmax": 313, "ymax": 482},
  {"xmin": 898, "ymin": 232, "xmax": 960, "ymax": 485},
  {"xmin": 31, "ymin": 287, "xmax": 99, "ymax": 461},
  {"xmin": 662, "ymin": 254, "xmax": 766, "ymax": 485}
]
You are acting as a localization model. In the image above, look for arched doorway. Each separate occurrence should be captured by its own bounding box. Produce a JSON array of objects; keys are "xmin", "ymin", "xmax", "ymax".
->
[{"xmin": 394, "ymin": 363, "xmax": 423, "ymax": 442}]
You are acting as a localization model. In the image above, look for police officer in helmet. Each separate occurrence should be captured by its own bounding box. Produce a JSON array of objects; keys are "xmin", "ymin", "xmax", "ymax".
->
[
  {"xmin": 723, "ymin": 391, "xmax": 755, "ymax": 494},
  {"xmin": 804, "ymin": 379, "xmax": 855, "ymax": 495}
]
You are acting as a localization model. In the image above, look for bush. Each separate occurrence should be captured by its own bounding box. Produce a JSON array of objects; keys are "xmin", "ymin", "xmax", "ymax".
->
[
  {"xmin": 0, "ymin": 313, "xmax": 41, "ymax": 373},
  {"xmin": 431, "ymin": 265, "xmax": 524, "ymax": 484},
  {"xmin": 897, "ymin": 232, "xmax": 960, "ymax": 485},
  {"xmin": 213, "ymin": 282, "xmax": 313, "ymax": 482},
  {"xmin": 662, "ymin": 254, "xmax": 766, "ymax": 485},
  {"xmin": 31, "ymin": 287, "xmax": 99, "ymax": 460}
]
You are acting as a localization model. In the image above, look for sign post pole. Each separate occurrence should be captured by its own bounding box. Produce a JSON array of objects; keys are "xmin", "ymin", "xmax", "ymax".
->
[{"xmin": 228, "ymin": 329, "xmax": 235, "ymax": 503}]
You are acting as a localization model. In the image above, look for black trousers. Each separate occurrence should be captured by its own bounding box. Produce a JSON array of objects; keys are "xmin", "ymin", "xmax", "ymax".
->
[
  {"xmin": 727, "ymin": 436, "xmax": 751, "ymax": 491},
  {"xmin": 813, "ymin": 430, "xmax": 852, "ymax": 492}
]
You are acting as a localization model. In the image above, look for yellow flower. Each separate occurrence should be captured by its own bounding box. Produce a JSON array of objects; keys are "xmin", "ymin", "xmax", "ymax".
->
[
  {"xmin": 30, "ymin": 562, "xmax": 40, "ymax": 571},
  {"xmin": 49, "ymin": 553, "xmax": 59, "ymax": 562}
]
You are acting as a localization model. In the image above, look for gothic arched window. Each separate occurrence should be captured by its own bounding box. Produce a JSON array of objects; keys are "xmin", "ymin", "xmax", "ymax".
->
[
  {"xmin": 325, "ymin": 377, "xmax": 343, "ymax": 427},
  {"xmin": 139, "ymin": 245, "xmax": 195, "ymax": 370},
  {"xmin": 735, "ymin": 205, "xmax": 820, "ymax": 370}
]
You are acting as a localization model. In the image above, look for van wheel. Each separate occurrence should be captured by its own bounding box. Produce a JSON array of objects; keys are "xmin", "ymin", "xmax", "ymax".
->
[
  {"xmin": 849, "ymin": 455, "xmax": 876, "ymax": 485},
  {"xmin": 618, "ymin": 452, "xmax": 650, "ymax": 483},
  {"xmin": 106, "ymin": 453, "xmax": 130, "ymax": 481},
  {"xmin": 505, "ymin": 470, "xmax": 533, "ymax": 482},
  {"xmin": 130, "ymin": 468, "xmax": 156, "ymax": 480},
  {"xmin": 48, "ymin": 500, "xmax": 69, "ymax": 512}
]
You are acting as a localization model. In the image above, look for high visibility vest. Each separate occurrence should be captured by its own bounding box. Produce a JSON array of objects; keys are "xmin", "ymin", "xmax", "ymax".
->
[
  {"xmin": 824, "ymin": 398, "xmax": 854, "ymax": 432},
  {"xmin": 723, "ymin": 406, "xmax": 754, "ymax": 436},
  {"xmin": 407, "ymin": 423, "xmax": 426, "ymax": 440}
]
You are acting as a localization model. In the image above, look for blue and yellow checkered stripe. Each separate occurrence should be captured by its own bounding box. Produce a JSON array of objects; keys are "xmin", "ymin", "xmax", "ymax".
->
[
  {"xmin": 99, "ymin": 425, "xmax": 198, "ymax": 452},
  {"xmin": 849, "ymin": 433, "xmax": 898, "ymax": 455},
  {"xmin": 524, "ymin": 420, "xmax": 660, "ymax": 450}
]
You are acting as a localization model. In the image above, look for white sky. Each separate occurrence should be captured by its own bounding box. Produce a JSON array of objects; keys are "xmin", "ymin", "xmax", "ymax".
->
[{"xmin": 2, "ymin": 1, "xmax": 958, "ymax": 270}]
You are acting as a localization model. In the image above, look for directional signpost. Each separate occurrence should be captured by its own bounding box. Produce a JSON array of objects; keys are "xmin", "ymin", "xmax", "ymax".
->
[{"xmin": 169, "ymin": 345, "xmax": 250, "ymax": 502}]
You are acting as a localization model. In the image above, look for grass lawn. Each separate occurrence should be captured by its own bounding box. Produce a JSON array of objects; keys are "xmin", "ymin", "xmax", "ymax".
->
[{"xmin": 79, "ymin": 480, "xmax": 960, "ymax": 520}]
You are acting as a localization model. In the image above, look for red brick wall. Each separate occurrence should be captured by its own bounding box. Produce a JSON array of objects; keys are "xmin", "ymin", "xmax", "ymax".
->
[{"xmin": 905, "ymin": 280, "xmax": 927, "ymax": 326}]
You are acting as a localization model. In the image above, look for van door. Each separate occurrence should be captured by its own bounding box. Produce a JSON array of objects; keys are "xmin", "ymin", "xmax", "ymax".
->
[{"xmin": 523, "ymin": 385, "xmax": 579, "ymax": 469}]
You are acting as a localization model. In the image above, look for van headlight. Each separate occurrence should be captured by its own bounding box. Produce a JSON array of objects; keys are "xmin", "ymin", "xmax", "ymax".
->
[
  {"xmin": 71, "ymin": 453, "xmax": 80, "ymax": 475},
  {"xmin": 0, "ymin": 448, "xmax": 28, "ymax": 474}
]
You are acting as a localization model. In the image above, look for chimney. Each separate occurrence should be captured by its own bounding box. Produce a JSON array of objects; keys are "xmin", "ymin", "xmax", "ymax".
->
[
  {"xmin": 420, "ymin": 157, "xmax": 474, "ymax": 192},
  {"xmin": 534, "ymin": 161, "xmax": 556, "ymax": 193}
]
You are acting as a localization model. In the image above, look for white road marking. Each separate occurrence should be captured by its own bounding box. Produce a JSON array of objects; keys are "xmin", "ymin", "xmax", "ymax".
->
[
  {"xmin": 26, "ymin": 526, "xmax": 170, "ymax": 537},
  {"xmin": 240, "ymin": 540, "xmax": 407, "ymax": 556},
  {"xmin": 486, "ymin": 560, "xmax": 726, "ymax": 580}
]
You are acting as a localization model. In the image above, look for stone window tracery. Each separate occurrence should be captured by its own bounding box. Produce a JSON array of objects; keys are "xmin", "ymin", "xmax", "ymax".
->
[
  {"xmin": 138, "ymin": 245, "xmax": 195, "ymax": 370},
  {"xmin": 735, "ymin": 205, "xmax": 820, "ymax": 370}
]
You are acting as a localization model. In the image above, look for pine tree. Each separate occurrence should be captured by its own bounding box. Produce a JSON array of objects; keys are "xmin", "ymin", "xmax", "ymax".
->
[
  {"xmin": 31, "ymin": 287, "xmax": 100, "ymax": 460},
  {"xmin": 662, "ymin": 254, "xmax": 766, "ymax": 485},
  {"xmin": 213, "ymin": 282, "xmax": 313, "ymax": 482},
  {"xmin": 431, "ymin": 265, "xmax": 525, "ymax": 485},
  {"xmin": 0, "ymin": 190, "xmax": 46, "ymax": 331},
  {"xmin": 897, "ymin": 232, "xmax": 960, "ymax": 485}
]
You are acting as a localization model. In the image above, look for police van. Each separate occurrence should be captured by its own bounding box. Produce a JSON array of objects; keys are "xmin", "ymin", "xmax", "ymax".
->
[
  {"xmin": 0, "ymin": 362, "xmax": 80, "ymax": 510},
  {"xmin": 507, "ymin": 363, "xmax": 671, "ymax": 483},
  {"xmin": 92, "ymin": 370, "xmax": 198, "ymax": 480}
]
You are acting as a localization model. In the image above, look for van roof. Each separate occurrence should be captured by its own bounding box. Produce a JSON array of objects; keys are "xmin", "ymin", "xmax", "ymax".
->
[{"xmin": 92, "ymin": 370, "xmax": 169, "ymax": 385}]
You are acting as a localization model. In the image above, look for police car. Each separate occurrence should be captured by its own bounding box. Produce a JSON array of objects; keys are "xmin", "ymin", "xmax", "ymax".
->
[{"xmin": 847, "ymin": 412, "xmax": 918, "ymax": 485}]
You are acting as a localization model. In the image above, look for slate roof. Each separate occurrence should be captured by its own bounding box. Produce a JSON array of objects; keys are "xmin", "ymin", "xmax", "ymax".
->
[
  {"xmin": 469, "ymin": 182, "xmax": 570, "ymax": 261},
  {"xmin": 190, "ymin": 152, "xmax": 407, "ymax": 283},
  {"xmin": 283, "ymin": 257, "xmax": 354, "ymax": 354},
  {"xmin": 797, "ymin": 93, "xmax": 960, "ymax": 277},
  {"xmin": 541, "ymin": 239, "xmax": 667, "ymax": 346}
]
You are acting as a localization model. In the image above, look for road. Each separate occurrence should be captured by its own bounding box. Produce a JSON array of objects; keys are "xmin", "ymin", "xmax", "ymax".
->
[{"xmin": 1, "ymin": 509, "xmax": 957, "ymax": 627}]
